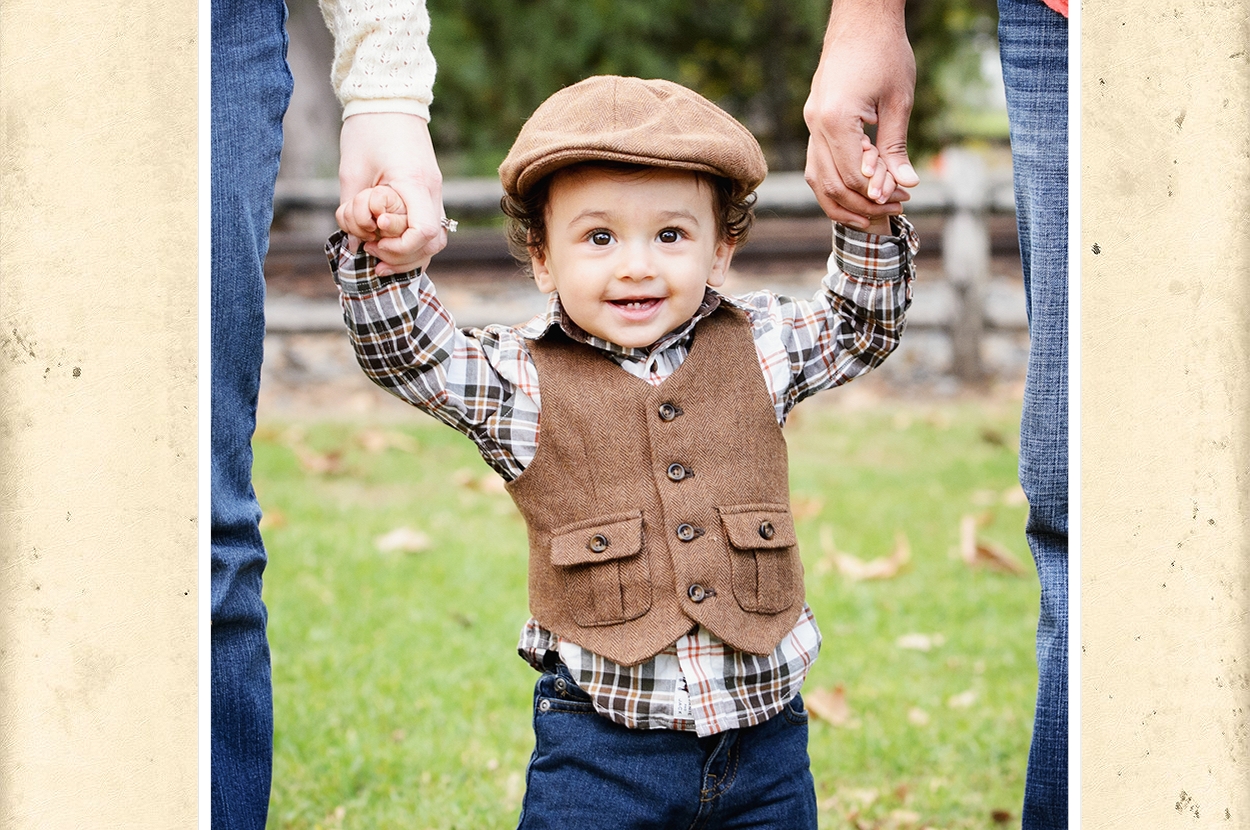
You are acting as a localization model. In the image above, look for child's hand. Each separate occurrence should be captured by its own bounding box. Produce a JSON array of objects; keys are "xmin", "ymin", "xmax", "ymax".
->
[
  {"xmin": 859, "ymin": 136, "xmax": 906, "ymax": 235},
  {"xmin": 337, "ymin": 183, "xmax": 408, "ymax": 243},
  {"xmin": 337, "ymin": 185, "xmax": 432, "ymax": 274}
]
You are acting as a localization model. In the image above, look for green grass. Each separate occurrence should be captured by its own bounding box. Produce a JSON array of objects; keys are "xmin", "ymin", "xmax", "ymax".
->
[{"xmin": 257, "ymin": 396, "xmax": 1036, "ymax": 830}]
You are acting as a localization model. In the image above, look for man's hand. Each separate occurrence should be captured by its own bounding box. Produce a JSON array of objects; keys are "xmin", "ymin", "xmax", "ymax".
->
[
  {"xmin": 337, "ymin": 112, "xmax": 447, "ymax": 276},
  {"xmin": 803, "ymin": 0, "xmax": 919, "ymax": 230}
]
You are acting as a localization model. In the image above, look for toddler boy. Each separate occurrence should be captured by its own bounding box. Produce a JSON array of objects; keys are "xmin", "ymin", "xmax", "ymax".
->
[{"xmin": 327, "ymin": 75, "xmax": 917, "ymax": 829}]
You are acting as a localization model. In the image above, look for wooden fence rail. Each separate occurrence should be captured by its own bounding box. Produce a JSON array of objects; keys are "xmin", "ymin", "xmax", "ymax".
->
[{"xmin": 271, "ymin": 150, "xmax": 1017, "ymax": 381}]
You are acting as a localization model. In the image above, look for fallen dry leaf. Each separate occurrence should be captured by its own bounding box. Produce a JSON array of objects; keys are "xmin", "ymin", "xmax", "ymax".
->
[
  {"xmin": 959, "ymin": 514, "xmax": 1028, "ymax": 576},
  {"xmin": 357, "ymin": 428, "xmax": 420, "ymax": 454},
  {"xmin": 815, "ymin": 525, "xmax": 841, "ymax": 574},
  {"xmin": 831, "ymin": 531, "xmax": 911, "ymax": 581},
  {"xmin": 791, "ymin": 493, "xmax": 825, "ymax": 521},
  {"xmin": 947, "ymin": 689, "xmax": 978, "ymax": 709},
  {"xmin": 889, "ymin": 809, "xmax": 923, "ymax": 827},
  {"xmin": 357, "ymin": 428, "xmax": 389, "ymax": 453},
  {"xmin": 374, "ymin": 526, "xmax": 431, "ymax": 553},
  {"xmin": 806, "ymin": 684, "xmax": 854, "ymax": 726},
  {"xmin": 978, "ymin": 427, "xmax": 1006, "ymax": 447},
  {"xmin": 970, "ymin": 488, "xmax": 998, "ymax": 506},
  {"xmin": 1002, "ymin": 483, "xmax": 1028, "ymax": 506},
  {"xmin": 896, "ymin": 632, "xmax": 945, "ymax": 651},
  {"xmin": 452, "ymin": 468, "xmax": 508, "ymax": 494},
  {"xmin": 991, "ymin": 809, "xmax": 1014, "ymax": 824},
  {"xmin": 294, "ymin": 446, "xmax": 345, "ymax": 476},
  {"xmin": 479, "ymin": 474, "xmax": 507, "ymax": 494},
  {"xmin": 259, "ymin": 508, "xmax": 288, "ymax": 531},
  {"xmin": 834, "ymin": 787, "xmax": 880, "ymax": 810},
  {"xmin": 973, "ymin": 538, "xmax": 1028, "ymax": 575},
  {"xmin": 282, "ymin": 426, "xmax": 348, "ymax": 475}
]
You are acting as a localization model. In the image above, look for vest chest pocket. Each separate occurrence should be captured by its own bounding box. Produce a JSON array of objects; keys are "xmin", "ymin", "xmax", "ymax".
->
[
  {"xmin": 550, "ymin": 512, "xmax": 653, "ymax": 627},
  {"xmin": 718, "ymin": 505, "xmax": 800, "ymax": 614}
]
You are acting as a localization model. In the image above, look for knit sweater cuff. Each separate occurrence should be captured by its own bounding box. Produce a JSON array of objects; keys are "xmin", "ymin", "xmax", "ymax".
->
[{"xmin": 341, "ymin": 98, "xmax": 431, "ymax": 121}]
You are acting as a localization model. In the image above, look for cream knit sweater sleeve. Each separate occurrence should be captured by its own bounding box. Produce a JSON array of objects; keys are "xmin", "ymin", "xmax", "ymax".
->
[{"xmin": 318, "ymin": 0, "xmax": 437, "ymax": 121}]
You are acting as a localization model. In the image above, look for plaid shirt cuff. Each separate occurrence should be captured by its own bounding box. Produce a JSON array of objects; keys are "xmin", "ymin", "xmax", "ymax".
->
[
  {"xmin": 325, "ymin": 229, "xmax": 420, "ymax": 296},
  {"xmin": 833, "ymin": 215, "xmax": 919, "ymax": 284}
]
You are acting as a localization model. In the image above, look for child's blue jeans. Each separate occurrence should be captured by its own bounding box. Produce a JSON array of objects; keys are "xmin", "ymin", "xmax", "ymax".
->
[{"xmin": 517, "ymin": 665, "xmax": 818, "ymax": 830}]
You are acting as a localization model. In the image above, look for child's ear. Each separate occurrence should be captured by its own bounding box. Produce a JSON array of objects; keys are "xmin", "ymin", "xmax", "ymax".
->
[
  {"xmin": 706, "ymin": 239, "xmax": 735, "ymax": 288},
  {"xmin": 527, "ymin": 229, "xmax": 557, "ymax": 292},
  {"xmin": 531, "ymin": 249, "xmax": 557, "ymax": 293}
]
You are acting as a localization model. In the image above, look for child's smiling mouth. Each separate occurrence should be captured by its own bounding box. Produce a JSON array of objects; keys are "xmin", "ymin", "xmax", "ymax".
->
[{"xmin": 608, "ymin": 297, "xmax": 663, "ymax": 315}]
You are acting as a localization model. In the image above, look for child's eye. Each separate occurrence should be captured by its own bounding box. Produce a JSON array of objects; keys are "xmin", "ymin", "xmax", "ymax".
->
[
  {"xmin": 658, "ymin": 228, "xmax": 684, "ymax": 243},
  {"xmin": 589, "ymin": 230, "xmax": 613, "ymax": 246}
]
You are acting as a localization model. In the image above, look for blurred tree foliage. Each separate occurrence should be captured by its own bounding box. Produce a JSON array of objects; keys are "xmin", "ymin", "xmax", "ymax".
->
[{"xmin": 426, "ymin": 0, "xmax": 1000, "ymax": 176}]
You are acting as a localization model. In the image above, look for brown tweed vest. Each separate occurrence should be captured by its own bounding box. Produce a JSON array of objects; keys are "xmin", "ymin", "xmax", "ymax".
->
[{"xmin": 505, "ymin": 306, "xmax": 804, "ymax": 667}]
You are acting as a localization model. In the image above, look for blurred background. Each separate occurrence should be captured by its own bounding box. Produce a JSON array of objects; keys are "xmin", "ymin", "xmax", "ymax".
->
[{"xmin": 262, "ymin": 0, "xmax": 1024, "ymax": 417}]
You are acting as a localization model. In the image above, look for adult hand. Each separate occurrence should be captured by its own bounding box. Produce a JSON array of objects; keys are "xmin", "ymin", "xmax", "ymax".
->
[
  {"xmin": 803, "ymin": 0, "xmax": 919, "ymax": 230},
  {"xmin": 337, "ymin": 112, "xmax": 447, "ymax": 276}
]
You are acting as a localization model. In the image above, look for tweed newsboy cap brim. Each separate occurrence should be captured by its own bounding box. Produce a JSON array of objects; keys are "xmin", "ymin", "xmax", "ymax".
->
[{"xmin": 499, "ymin": 75, "xmax": 767, "ymax": 200}]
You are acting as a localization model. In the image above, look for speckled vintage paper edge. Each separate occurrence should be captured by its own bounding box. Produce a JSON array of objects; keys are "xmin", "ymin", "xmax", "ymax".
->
[
  {"xmin": 0, "ymin": 2, "xmax": 199, "ymax": 827},
  {"xmin": 1080, "ymin": 1, "xmax": 1250, "ymax": 827}
]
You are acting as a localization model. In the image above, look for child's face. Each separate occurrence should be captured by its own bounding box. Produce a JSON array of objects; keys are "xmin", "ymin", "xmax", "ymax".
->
[{"xmin": 531, "ymin": 166, "xmax": 734, "ymax": 349}]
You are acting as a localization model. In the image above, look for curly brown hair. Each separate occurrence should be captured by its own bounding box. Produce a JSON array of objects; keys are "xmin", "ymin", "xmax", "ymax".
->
[{"xmin": 500, "ymin": 162, "xmax": 756, "ymax": 272}]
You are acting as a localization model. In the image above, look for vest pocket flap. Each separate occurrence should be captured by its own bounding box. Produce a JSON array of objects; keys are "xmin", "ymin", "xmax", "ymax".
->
[
  {"xmin": 718, "ymin": 505, "xmax": 797, "ymax": 550},
  {"xmin": 550, "ymin": 512, "xmax": 644, "ymax": 567}
]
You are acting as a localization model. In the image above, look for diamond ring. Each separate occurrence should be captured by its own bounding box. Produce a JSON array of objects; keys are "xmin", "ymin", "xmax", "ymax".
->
[{"xmin": 440, "ymin": 217, "xmax": 458, "ymax": 233}]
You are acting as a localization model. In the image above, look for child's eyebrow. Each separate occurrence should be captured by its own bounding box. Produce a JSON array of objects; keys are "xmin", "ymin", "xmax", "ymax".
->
[{"xmin": 567, "ymin": 208, "xmax": 704, "ymax": 225}]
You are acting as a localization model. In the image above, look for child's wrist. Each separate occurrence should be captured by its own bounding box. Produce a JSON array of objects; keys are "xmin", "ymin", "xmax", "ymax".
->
[{"xmin": 863, "ymin": 214, "xmax": 894, "ymax": 236}]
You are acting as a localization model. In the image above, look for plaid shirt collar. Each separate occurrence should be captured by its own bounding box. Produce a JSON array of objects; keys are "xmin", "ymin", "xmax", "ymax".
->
[{"xmin": 517, "ymin": 287, "xmax": 728, "ymax": 358}]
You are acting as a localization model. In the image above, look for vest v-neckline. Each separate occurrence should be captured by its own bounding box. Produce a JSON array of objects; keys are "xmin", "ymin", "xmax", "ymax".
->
[{"xmin": 609, "ymin": 309, "xmax": 721, "ymax": 393}]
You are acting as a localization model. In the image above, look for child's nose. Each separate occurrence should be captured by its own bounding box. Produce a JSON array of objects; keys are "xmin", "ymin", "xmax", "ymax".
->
[{"xmin": 616, "ymin": 239, "xmax": 655, "ymax": 281}]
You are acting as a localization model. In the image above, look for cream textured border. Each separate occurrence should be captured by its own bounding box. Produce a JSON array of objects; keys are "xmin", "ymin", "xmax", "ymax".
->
[
  {"xmin": 1080, "ymin": 0, "xmax": 1250, "ymax": 826},
  {"xmin": 0, "ymin": 1, "xmax": 199, "ymax": 826},
  {"xmin": 1, "ymin": 0, "xmax": 1248, "ymax": 825}
]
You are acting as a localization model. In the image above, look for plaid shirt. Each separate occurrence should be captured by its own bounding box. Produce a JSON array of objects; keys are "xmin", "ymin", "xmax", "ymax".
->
[{"xmin": 327, "ymin": 217, "xmax": 917, "ymax": 736}]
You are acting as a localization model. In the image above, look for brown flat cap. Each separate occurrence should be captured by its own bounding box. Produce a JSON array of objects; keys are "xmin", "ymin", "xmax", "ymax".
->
[{"xmin": 499, "ymin": 75, "xmax": 767, "ymax": 201}]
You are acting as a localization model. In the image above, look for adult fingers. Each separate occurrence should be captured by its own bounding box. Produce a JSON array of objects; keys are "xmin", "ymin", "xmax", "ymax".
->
[
  {"xmin": 875, "ymin": 98, "xmax": 919, "ymax": 188},
  {"xmin": 805, "ymin": 134, "xmax": 901, "ymax": 229}
]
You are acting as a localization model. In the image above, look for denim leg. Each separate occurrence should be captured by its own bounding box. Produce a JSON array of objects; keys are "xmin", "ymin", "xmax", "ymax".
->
[
  {"xmin": 697, "ymin": 695, "xmax": 817, "ymax": 830},
  {"xmin": 517, "ymin": 668, "xmax": 815, "ymax": 830},
  {"xmin": 997, "ymin": 2, "xmax": 1068, "ymax": 828},
  {"xmin": 210, "ymin": 0, "xmax": 293, "ymax": 827}
]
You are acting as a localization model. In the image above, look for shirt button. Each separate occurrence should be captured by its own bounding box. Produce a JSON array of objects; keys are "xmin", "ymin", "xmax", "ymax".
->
[
  {"xmin": 676, "ymin": 523, "xmax": 697, "ymax": 542},
  {"xmin": 658, "ymin": 403, "xmax": 681, "ymax": 421},
  {"xmin": 588, "ymin": 533, "xmax": 610, "ymax": 553},
  {"xmin": 687, "ymin": 584, "xmax": 707, "ymax": 602},
  {"xmin": 758, "ymin": 520, "xmax": 776, "ymax": 540},
  {"xmin": 666, "ymin": 463, "xmax": 690, "ymax": 482}
]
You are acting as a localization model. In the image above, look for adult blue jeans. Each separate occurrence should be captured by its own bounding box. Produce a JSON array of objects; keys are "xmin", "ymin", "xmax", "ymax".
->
[
  {"xmin": 517, "ymin": 665, "xmax": 817, "ymax": 829},
  {"xmin": 211, "ymin": 0, "xmax": 292, "ymax": 826},
  {"xmin": 998, "ymin": 1, "xmax": 1068, "ymax": 828}
]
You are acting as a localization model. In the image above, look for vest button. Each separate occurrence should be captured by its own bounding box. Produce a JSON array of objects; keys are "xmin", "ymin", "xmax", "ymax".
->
[
  {"xmin": 587, "ymin": 534, "xmax": 610, "ymax": 553},
  {"xmin": 676, "ymin": 523, "xmax": 698, "ymax": 542},
  {"xmin": 687, "ymin": 584, "xmax": 707, "ymax": 603},
  {"xmin": 758, "ymin": 520, "xmax": 776, "ymax": 540},
  {"xmin": 666, "ymin": 463, "xmax": 690, "ymax": 482},
  {"xmin": 658, "ymin": 402, "xmax": 681, "ymax": 421}
]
